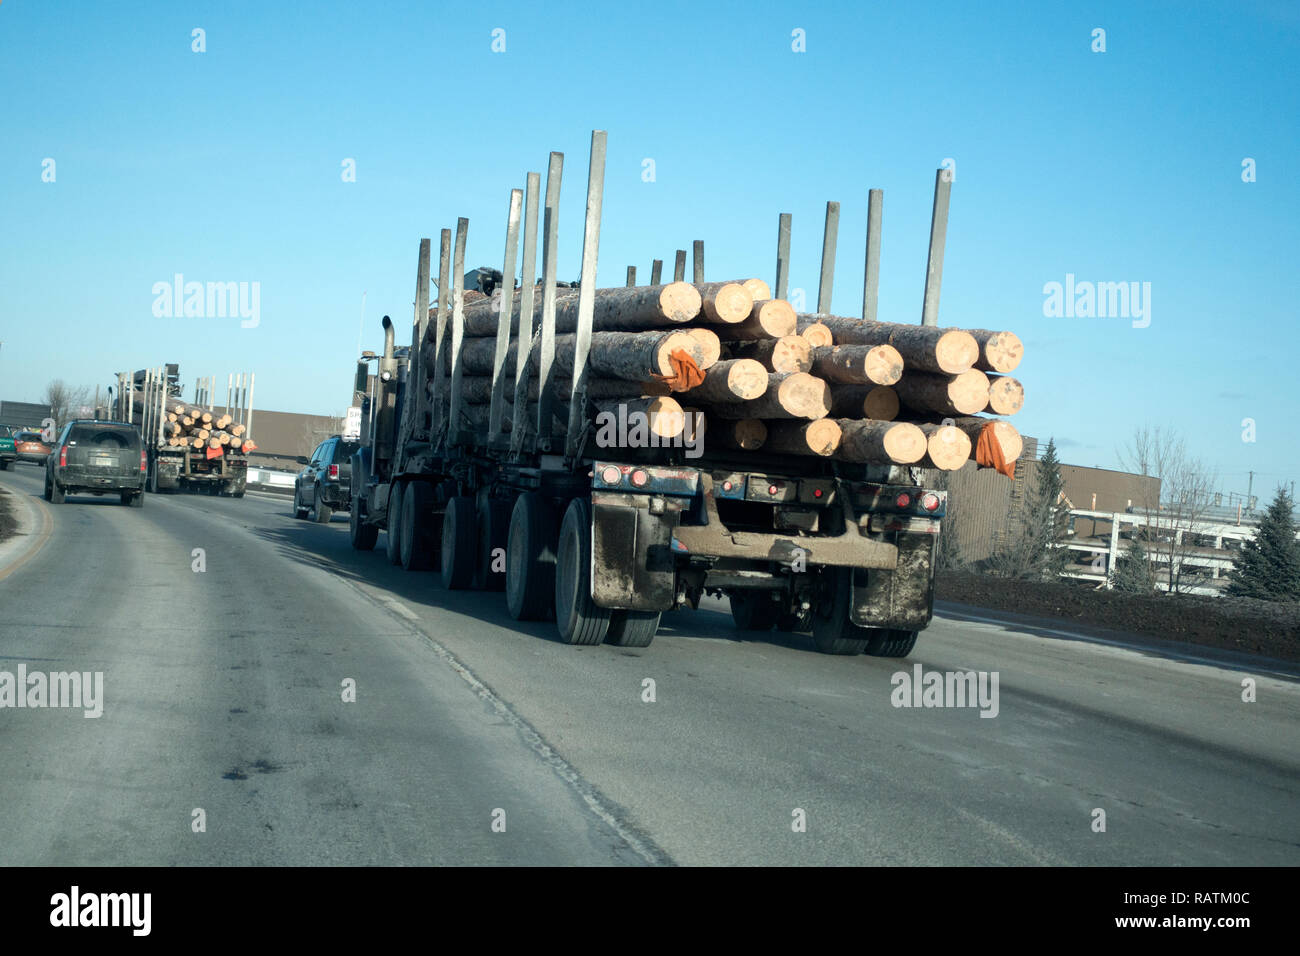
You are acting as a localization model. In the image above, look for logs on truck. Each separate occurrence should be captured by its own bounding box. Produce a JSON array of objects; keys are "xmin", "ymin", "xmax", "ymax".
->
[
  {"xmin": 128, "ymin": 392, "xmax": 257, "ymax": 456},
  {"xmin": 423, "ymin": 279, "xmax": 1023, "ymax": 474}
]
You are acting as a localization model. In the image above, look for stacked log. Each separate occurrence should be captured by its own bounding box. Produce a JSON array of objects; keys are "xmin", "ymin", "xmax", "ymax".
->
[
  {"xmin": 129, "ymin": 391, "xmax": 253, "ymax": 458},
  {"xmin": 422, "ymin": 280, "xmax": 1025, "ymax": 471}
]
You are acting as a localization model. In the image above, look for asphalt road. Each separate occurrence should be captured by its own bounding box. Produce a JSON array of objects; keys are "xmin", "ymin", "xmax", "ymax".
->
[{"xmin": 1, "ymin": 463, "xmax": 1297, "ymax": 866}]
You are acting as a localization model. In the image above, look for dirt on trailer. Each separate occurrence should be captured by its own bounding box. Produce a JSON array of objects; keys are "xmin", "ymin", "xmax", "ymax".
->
[{"xmin": 936, "ymin": 570, "xmax": 1300, "ymax": 663}]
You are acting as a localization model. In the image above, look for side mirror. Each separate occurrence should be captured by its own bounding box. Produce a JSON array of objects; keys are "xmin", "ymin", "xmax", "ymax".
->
[{"xmin": 354, "ymin": 361, "xmax": 369, "ymax": 395}]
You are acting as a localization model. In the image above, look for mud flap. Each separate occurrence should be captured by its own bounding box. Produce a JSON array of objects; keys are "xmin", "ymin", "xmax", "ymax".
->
[
  {"xmin": 590, "ymin": 498, "xmax": 677, "ymax": 612},
  {"xmin": 850, "ymin": 532, "xmax": 936, "ymax": 631}
]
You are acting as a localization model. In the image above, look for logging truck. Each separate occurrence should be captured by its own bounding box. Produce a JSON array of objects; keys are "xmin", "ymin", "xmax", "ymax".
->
[
  {"xmin": 337, "ymin": 133, "xmax": 1004, "ymax": 657},
  {"xmin": 110, "ymin": 364, "xmax": 255, "ymax": 497}
]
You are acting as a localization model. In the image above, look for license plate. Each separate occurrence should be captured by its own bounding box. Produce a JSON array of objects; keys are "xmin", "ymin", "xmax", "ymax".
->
[{"xmin": 92, "ymin": 455, "xmax": 116, "ymax": 467}]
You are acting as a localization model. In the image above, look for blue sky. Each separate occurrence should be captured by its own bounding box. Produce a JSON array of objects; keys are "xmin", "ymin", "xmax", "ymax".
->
[{"xmin": 1, "ymin": 0, "xmax": 1297, "ymax": 495}]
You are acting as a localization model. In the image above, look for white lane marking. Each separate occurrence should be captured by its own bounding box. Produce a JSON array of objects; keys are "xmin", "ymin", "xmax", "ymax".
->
[{"xmin": 358, "ymin": 582, "xmax": 670, "ymax": 866}]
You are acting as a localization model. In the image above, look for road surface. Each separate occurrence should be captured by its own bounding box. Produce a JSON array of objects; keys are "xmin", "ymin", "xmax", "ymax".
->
[{"xmin": 1, "ymin": 463, "xmax": 1296, "ymax": 866}]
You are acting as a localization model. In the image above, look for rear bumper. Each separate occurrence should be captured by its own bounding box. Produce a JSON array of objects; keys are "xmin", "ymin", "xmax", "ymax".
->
[
  {"xmin": 55, "ymin": 467, "xmax": 145, "ymax": 493},
  {"xmin": 16, "ymin": 453, "xmax": 49, "ymax": 464}
]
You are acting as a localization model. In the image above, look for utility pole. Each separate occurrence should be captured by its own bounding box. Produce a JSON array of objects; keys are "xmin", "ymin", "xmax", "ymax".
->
[{"xmin": 1247, "ymin": 470, "xmax": 1254, "ymax": 509}]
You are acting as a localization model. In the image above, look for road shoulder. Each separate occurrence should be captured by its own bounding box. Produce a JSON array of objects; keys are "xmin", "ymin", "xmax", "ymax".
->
[{"xmin": 0, "ymin": 476, "xmax": 53, "ymax": 581}]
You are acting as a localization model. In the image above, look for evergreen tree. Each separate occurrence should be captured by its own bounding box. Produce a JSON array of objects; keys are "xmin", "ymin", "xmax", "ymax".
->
[
  {"xmin": 1225, "ymin": 487, "xmax": 1300, "ymax": 601},
  {"xmin": 994, "ymin": 437, "xmax": 1070, "ymax": 580},
  {"xmin": 1110, "ymin": 538, "xmax": 1156, "ymax": 593}
]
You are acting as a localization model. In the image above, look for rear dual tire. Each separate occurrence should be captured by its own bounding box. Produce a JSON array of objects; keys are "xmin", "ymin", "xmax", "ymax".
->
[
  {"xmin": 350, "ymin": 488, "xmax": 378, "ymax": 551},
  {"xmin": 440, "ymin": 496, "xmax": 477, "ymax": 590},
  {"xmin": 554, "ymin": 498, "xmax": 610, "ymax": 646}
]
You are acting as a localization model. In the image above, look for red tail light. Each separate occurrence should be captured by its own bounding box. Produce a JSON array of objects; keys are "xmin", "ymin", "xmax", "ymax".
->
[
  {"xmin": 895, "ymin": 492, "xmax": 912, "ymax": 508},
  {"xmin": 59, "ymin": 446, "xmax": 67, "ymax": 468},
  {"xmin": 328, "ymin": 464, "xmax": 339, "ymax": 479},
  {"xmin": 141, "ymin": 449, "xmax": 148, "ymax": 472}
]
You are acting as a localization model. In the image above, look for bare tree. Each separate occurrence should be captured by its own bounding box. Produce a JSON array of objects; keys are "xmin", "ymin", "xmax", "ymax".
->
[
  {"xmin": 43, "ymin": 380, "xmax": 93, "ymax": 431},
  {"xmin": 1117, "ymin": 426, "xmax": 1217, "ymax": 594}
]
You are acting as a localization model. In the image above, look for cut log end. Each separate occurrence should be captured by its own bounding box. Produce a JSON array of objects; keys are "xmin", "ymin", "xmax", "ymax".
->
[
  {"xmin": 921, "ymin": 423, "xmax": 973, "ymax": 471},
  {"xmin": 766, "ymin": 419, "xmax": 842, "ymax": 457},
  {"xmin": 741, "ymin": 278, "xmax": 772, "ymax": 301},
  {"xmin": 700, "ymin": 282, "xmax": 754, "ymax": 324},
  {"xmin": 974, "ymin": 330, "xmax": 1024, "ymax": 373},
  {"xmin": 986, "ymin": 376, "xmax": 1024, "ymax": 416},
  {"xmin": 800, "ymin": 322, "xmax": 833, "ymax": 348},
  {"xmin": 752, "ymin": 299, "xmax": 797, "ymax": 338},
  {"xmin": 714, "ymin": 418, "xmax": 767, "ymax": 450},
  {"xmin": 684, "ymin": 327, "xmax": 721, "ymax": 369},
  {"xmin": 659, "ymin": 281, "xmax": 705, "ymax": 323},
  {"xmin": 934, "ymin": 330, "xmax": 980, "ymax": 374}
]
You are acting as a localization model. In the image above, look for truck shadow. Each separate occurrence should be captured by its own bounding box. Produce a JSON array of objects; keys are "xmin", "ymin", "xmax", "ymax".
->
[{"xmin": 247, "ymin": 520, "xmax": 818, "ymax": 655}]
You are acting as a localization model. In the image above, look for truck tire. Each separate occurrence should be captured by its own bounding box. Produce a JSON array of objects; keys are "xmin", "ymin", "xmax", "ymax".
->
[
  {"xmin": 729, "ymin": 592, "xmax": 770, "ymax": 631},
  {"xmin": 810, "ymin": 568, "xmax": 871, "ymax": 655},
  {"xmin": 477, "ymin": 498, "xmax": 512, "ymax": 592},
  {"xmin": 122, "ymin": 491, "xmax": 143, "ymax": 508},
  {"xmin": 399, "ymin": 482, "xmax": 437, "ymax": 571},
  {"xmin": 554, "ymin": 498, "xmax": 610, "ymax": 646},
  {"xmin": 385, "ymin": 483, "xmax": 405, "ymax": 565},
  {"xmin": 506, "ymin": 492, "xmax": 557, "ymax": 621},
  {"xmin": 605, "ymin": 610, "xmax": 660, "ymax": 648},
  {"xmin": 441, "ymin": 496, "xmax": 478, "ymax": 589},
  {"xmin": 350, "ymin": 488, "xmax": 378, "ymax": 551},
  {"xmin": 864, "ymin": 628, "xmax": 918, "ymax": 658},
  {"xmin": 313, "ymin": 487, "xmax": 333, "ymax": 523}
]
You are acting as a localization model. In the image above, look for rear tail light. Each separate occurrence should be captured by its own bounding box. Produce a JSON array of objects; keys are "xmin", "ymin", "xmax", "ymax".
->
[
  {"xmin": 601, "ymin": 465, "xmax": 621, "ymax": 485},
  {"xmin": 140, "ymin": 449, "xmax": 147, "ymax": 472},
  {"xmin": 59, "ymin": 446, "xmax": 67, "ymax": 468},
  {"xmin": 922, "ymin": 492, "xmax": 941, "ymax": 512},
  {"xmin": 328, "ymin": 464, "xmax": 339, "ymax": 479},
  {"xmin": 630, "ymin": 469, "xmax": 649, "ymax": 488},
  {"xmin": 895, "ymin": 492, "xmax": 912, "ymax": 508}
]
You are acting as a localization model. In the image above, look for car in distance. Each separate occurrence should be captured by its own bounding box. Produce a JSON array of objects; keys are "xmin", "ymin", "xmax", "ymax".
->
[
  {"xmin": 44, "ymin": 420, "xmax": 146, "ymax": 507},
  {"xmin": 13, "ymin": 429, "xmax": 53, "ymax": 465},
  {"xmin": 293, "ymin": 435, "xmax": 359, "ymax": 523},
  {"xmin": 0, "ymin": 425, "xmax": 15, "ymax": 470}
]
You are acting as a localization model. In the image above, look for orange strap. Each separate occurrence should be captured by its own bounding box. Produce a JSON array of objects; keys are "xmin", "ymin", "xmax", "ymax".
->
[
  {"xmin": 975, "ymin": 423, "xmax": 1017, "ymax": 478},
  {"xmin": 651, "ymin": 349, "xmax": 706, "ymax": 393},
  {"xmin": 205, "ymin": 446, "xmax": 223, "ymax": 460}
]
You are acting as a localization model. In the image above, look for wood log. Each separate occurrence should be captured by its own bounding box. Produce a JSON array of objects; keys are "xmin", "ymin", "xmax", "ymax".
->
[
  {"xmin": 811, "ymin": 344, "xmax": 903, "ymax": 386},
  {"xmin": 918, "ymin": 422, "xmax": 972, "ymax": 471},
  {"xmin": 986, "ymin": 375, "xmax": 1024, "ymax": 415},
  {"xmin": 696, "ymin": 282, "xmax": 753, "ymax": 324},
  {"xmin": 458, "ymin": 282, "xmax": 702, "ymax": 337},
  {"xmin": 834, "ymin": 420, "xmax": 926, "ymax": 464},
  {"xmin": 230, "ymin": 423, "xmax": 246, "ymax": 437},
  {"xmin": 711, "ymin": 418, "xmax": 767, "ymax": 451},
  {"xmin": 798, "ymin": 321, "xmax": 834, "ymax": 348},
  {"xmin": 808, "ymin": 315, "xmax": 977, "ymax": 374},
  {"xmin": 939, "ymin": 416, "xmax": 1023, "ymax": 462},
  {"xmin": 741, "ymin": 278, "xmax": 772, "ymax": 301},
  {"xmin": 592, "ymin": 396, "xmax": 686, "ymax": 440},
  {"xmin": 764, "ymin": 419, "xmax": 842, "ymax": 457},
  {"xmin": 684, "ymin": 328, "xmax": 721, "ymax": 370},
  {"xmin": 680, "ymin": 359, "xmax": 768, "ymax": 403},
  {"xmin": 229, "ymin": 436, "xmax": 243, "ymax": 449},
  {"xmin": 894, "ymin": 369, "xmax": 990, "ymax": 416},
  {"xmin": 829, "ymin": 384, "xmax": 899, "ymax": 421},
  {"xmin": 447, "ymin": 329, "xmax": 704, "ymax": 380},
  {"xmin": 968, "ymin": 329, "xmax": 1024, "ymax": 373},
  {"xmin": 712, "ymin": 372, "xmax": 830, "ymax": 420},
  {"xmin": 449, "ymin": 374, "xmax": 669, "ymax": 405},
  {"xmin": 716, "ymin": 298, "xmax": 797, "ymax": 340},
  {"xmin": 679, "ymin": 406, "xmax": 706, "ymax": 446},
  {"xmin": 733, "ymin": 335, "xmax": 812, "ymax": 373}
]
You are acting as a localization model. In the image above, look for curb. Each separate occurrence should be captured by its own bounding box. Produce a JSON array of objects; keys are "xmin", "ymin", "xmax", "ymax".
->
[{"xmin": 0, "ymin": 480, "xmax": 53, "ymax": 582}]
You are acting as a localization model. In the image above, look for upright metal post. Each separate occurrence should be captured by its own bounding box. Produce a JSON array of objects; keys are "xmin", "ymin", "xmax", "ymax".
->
[
  {"xmin": 246, "ymin": 373, "xmax": 255, "ymax": 439},
  {"xmin": 817, "ymin": 201, "xmax": 840, "ymax": 315},
  {"xmin": 921, "ymin": 169, "xmax": 951, "ymax": 327},
  {"xmin": 650, "ymin": 259, "xmax": 663, "ymax": 285},
  {"xmin": 536, "ymin": 152, "xmax": 564, "ymax": 450},
  {"xmin": 511, "ymin": 171, "xmax": 541, "ymax": 456},
  {"xmin": 431, "ymin": 229, "xmax": 451, "ymax": 430},
  {"xmin": 863, "ymin": 189, "xmax": 882, "ymax": 322},
  {"xmin": 626, "ymin": 266, "xmax": 636, "ymax": 287},
  {"xmin": 411, "ymin": 238, "xmax": 432, "ymax": 436},
  {"xmin": 774, "ymin": 213, "xmax": 791, "ymax": 300},
  {"xmin": 565, "ymin": 129, "xmax": 607, "ymax": 460},
  {"xmin": 489, "ymin": 189, "xmax": 523, "ymax": 442},
  {"xmin": 447, "ymin": 217, "xmax": 470, "ymax": 438},
  {"xmin": 692, "ymin": 240, "xmax": 704, "ymax": 283},
  {"xmin": 673, "ymin": 250, "xmax": 686, "ymax": 282}
]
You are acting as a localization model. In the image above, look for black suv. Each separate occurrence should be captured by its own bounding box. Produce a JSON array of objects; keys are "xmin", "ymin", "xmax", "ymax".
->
[
  {"xmin": 44, "ymin": 420, "xmax": 146, "ymax": 507},
  {"xmin": 293, "ymin": 436, "xmax": 358, "ymax": 523}
]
